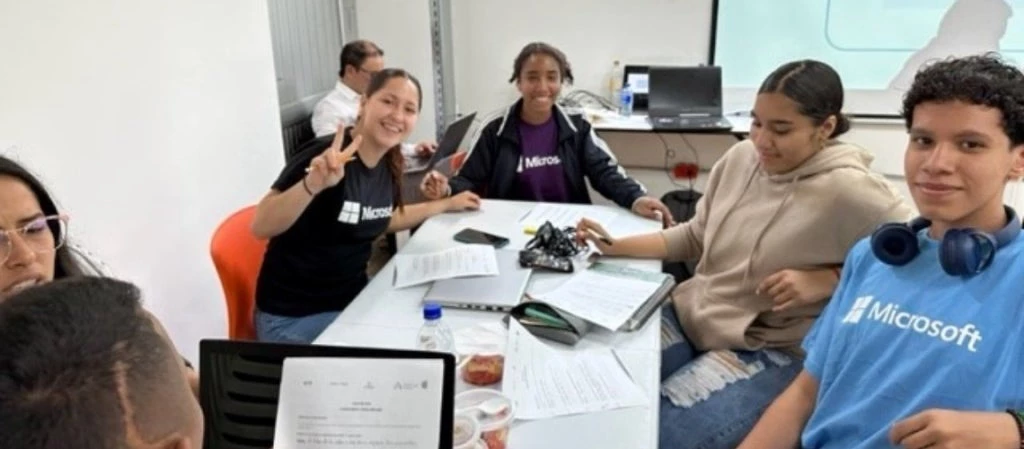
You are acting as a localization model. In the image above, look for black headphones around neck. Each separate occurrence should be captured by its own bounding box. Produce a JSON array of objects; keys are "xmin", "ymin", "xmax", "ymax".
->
[{"xmin": 870, "ymin": 206, "xmax": 1021, "ymax": 277}]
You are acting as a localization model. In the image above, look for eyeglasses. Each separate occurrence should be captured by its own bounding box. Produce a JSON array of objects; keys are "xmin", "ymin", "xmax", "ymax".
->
[
  {"xmin": 0, "ymin": 215, "xmax": 67, "ymax": 264},
  {"xmin": 357, "ymin": 66, "xmax": 379, "ymax": 77}
]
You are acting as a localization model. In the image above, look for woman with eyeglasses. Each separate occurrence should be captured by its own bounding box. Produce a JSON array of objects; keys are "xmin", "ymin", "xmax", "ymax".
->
[
  {"xmin": 0, "ymin": 156, "xmax": 82, "ymax": 298},
  {"xmin": 0, "ymin": 155, "xmax": 199, "ymax": 396}
]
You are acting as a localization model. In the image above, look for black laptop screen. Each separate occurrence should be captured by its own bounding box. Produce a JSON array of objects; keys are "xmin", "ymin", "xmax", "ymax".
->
[{"xmin": 648, "ymin": 66, "xmax": 723, "ymax": 116}]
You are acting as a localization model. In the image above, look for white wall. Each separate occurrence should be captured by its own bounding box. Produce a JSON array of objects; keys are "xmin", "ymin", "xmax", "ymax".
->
[
  {"xmin": 450, "ymin": 0, "xmax": 713, "ymax": 122},
  {"xmin": 0, "ymin": 0, "xmax": 284, "ymax": 361},
  {"xmin": 441, "ymin": 0, "xmax": 1024, "ymax": 211},
  {"xmin": 354, "ymin": 0, "xmax": 438, "ymax": 144}
]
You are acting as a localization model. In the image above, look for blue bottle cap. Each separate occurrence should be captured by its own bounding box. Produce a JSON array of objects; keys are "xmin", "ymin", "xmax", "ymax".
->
[{"xmin": 423, "ymin": 302, "xmax": 442, "ymax": 320}]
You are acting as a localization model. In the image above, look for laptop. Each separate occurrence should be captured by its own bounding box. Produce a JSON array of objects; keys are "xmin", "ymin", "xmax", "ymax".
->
[
  {"xmin": 423, "ymin": 249, "xmax": 531, "ymax": 312},
  {"xmin": 647, "ymin": 66, "xmax": 733, "ymax": 132},
  {"xmin": 199, "ymin": 339, "xmax": 456, "ymax": 449},
  {"xmin": 406, "ymin": 112, "xmax": 477, "ymax": 173}
]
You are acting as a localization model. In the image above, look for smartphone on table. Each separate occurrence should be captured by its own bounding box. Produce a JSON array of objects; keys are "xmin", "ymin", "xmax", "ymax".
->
[{"xmin": 453, "ymin": 228, "xmax": 510, "ymax": 248}]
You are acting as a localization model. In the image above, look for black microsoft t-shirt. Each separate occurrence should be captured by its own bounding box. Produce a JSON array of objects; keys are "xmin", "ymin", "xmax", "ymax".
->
[{"xmin": 256, "ymin": 129, "xmax": 394, "ymax": 317}]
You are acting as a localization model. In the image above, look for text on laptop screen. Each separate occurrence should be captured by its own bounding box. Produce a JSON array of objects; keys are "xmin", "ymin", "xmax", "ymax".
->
[{"xmin": 648, "ymin": 67, "xmax": 723, "ymax": 115}]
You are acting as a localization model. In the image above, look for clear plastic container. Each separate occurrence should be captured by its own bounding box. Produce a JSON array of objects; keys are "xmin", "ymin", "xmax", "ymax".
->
[
  {"xmin": 455, "ymin": 389, "xmax": 514, "ymax": 449},
  {"xmin": 460, "ymin": 353, "xmax": 504, "ymax": 387},
  {"xmin": 453, "ymin": 412, "xmax": 483, "ymax": 449}
]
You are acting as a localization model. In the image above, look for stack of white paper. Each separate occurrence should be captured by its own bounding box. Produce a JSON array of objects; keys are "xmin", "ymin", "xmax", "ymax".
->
[
  {"xmin": 532, "ymin": 268, "xmax": 662, "ymax": 331},
  {"xmin": 502, "ymin": 320, "xmax": 646, "ymax": 420},
  {"xmin": 392, "ymin": 244, "xmax": 499, "ymax": 289}
]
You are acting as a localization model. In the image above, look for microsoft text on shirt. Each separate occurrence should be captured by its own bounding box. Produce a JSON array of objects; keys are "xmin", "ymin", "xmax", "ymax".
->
[
  {"xmin": 840, "ymin": 295, "xmax": 982, "ymax": 352},
  {"xmin": 517, "ymin": 155, "xmax": 562, "ymax": 172},
  {"xmin": 338, "ymin": 201, "xmax": 392, "ymax": 224}
]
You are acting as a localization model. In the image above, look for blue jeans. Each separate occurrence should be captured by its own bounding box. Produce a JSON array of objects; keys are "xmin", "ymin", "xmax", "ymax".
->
[
  {"xmin": 254, "ymin": 309, "xmax": 340, "ymax": 344},
  {"xmin": 659, "ymin": 305, "xmax": 803, "ymax": 449}
]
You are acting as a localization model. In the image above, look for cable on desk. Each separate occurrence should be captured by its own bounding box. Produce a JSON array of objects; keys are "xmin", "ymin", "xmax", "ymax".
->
[
  {"xmin": 561, "ymin": 89, "xmax": 618, "ymax": 112},
  {"xmin": 655, "ymin": 133, "xmax": 703, "ymax": 221}
]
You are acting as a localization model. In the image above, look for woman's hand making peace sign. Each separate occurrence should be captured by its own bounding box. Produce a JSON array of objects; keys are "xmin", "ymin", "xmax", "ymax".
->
[{"xmin": 304, "ymin": 126, "xmax": 362, "ymax": 195}]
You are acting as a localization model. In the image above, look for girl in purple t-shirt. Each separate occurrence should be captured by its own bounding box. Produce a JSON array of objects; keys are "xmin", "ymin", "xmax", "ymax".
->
[{"xmin": 420, "ymin": 42, "xmax": 674, "ymax": 227}]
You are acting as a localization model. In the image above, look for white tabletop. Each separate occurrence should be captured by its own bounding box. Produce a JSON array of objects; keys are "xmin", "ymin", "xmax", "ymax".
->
[
  {"xmin": 590, "ymin": 111, "xmax": 752, "ymax": 134},
  {"xmin": 315, "ymin": 199, "xmax": 663, "ymax": 449}
]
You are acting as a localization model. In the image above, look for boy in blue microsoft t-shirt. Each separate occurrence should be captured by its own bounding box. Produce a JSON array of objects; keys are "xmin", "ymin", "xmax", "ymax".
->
[{"xmin": 739, "ymin": 54, "xmax": 1024, "ymax": 449}]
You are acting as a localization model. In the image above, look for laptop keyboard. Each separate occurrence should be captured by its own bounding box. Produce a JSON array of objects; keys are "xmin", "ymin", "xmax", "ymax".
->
[{"xmin": 653, "ymin": 116, "xmax": 731, "ymax": 129}]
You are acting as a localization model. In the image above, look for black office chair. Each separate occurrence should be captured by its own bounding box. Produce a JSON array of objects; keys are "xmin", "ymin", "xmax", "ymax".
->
[
  {"xmin": 201, "ymin": 343, "xmax": 284, "ymax": 449},
  {"xmin": 282, "ymin": 116, "xmax": 315, "ymax": 162},
  {"xmin": 199, "ymin": 340, "xmax": 457, "ymax": 449},
  {"xmin": 661, "ymin": 189, "xmax": 702, "ymax": 283}
]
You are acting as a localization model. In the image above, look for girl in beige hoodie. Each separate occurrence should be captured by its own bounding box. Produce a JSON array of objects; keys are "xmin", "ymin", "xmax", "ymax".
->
[{"xmin": 577, "ymin": 60, "xmax": 913, "ymax": 449}]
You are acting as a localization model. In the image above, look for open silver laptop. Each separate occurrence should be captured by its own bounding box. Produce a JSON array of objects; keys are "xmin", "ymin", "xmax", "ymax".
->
[{"xmin": 422, "ymin": 249, "xmax": 531, "ymax": 312}]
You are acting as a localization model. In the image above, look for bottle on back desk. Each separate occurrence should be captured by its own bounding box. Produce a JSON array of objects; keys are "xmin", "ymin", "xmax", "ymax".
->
[
  {"xmin": 620, "ymin": 83, "xmax": 634, "ymax": 117},
  {"xmin": 607, "ymin": 59, "xmax": 623, "ymax": 101},
  {"xmin": 417, "ymin": 302, "xmax": 454, "ymax": 353}
]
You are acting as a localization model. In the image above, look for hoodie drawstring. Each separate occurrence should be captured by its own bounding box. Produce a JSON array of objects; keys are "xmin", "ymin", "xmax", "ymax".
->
[
  {"xmin": 743, "ymin": 175, "xmax": 800, "ymax": 287},
  {"xmin": 704, "ymin": 164, "xmax": 760, "ymax": 274}
]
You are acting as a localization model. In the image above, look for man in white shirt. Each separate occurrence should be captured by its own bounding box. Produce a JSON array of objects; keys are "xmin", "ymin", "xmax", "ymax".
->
[{"xmin": 311, "ymin": 39, "xmax": 435, "ymax": 159}]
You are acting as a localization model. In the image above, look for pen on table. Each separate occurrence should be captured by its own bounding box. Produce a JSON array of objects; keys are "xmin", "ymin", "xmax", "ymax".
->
[{"xmin": 586, "ymin": 228, "xmax": 613, "ymax": 246}]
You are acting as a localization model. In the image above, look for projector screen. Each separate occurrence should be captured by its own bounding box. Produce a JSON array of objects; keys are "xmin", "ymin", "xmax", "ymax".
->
[{"xmin": 712, "ymin": 0, "xmax": 1024, "ymax": 117}]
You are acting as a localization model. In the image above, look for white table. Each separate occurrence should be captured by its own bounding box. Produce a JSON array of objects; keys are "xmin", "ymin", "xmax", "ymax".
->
[{"xmin": 315, "ymin": 199, "xmax": 663, "ymax": 449}]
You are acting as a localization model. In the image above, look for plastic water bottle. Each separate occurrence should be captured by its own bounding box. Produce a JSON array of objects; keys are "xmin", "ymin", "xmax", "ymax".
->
[
  {"xmin": 620, "ymin": 83, "xmax": 634, "ymax": 117},
  {"xmin": 417, "ymin": 302, "xmax": 454, "ymax": 353},
  {"xmin": 607, "ymin": 59, "xmax": 623, "ymax": 102}
]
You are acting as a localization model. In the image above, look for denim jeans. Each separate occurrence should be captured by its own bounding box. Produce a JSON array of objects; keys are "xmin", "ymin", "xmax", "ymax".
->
[
  {"xmin": 659, "ymin": 305, "xmax": 803, "ymax": 449},
  {"xmin": 254, "ymin": 308, "xmax": 340, "ymax": 344}
]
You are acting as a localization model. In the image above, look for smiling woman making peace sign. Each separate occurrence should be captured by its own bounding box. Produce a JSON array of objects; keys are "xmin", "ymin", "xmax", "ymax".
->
[{"xmin": 251, "ymin": 68, "xmax": 481, "ymax": 344}]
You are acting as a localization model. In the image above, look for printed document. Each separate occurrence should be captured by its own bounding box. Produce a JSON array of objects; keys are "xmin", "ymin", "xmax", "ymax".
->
[
  {"xmin": 532, "ymin": 268, "xmax": 662, "ymax": 331},
  {"xmin": 273, "ymin": 357, "xmax": 445, "ymax": 449},
  {"xmin": 502, "ymin": 320, "xmax": 646, "ymax": 420},
  {"xmin": 518, "ymin": 203, "xmax": 616, "ymax": 229},
  {"xmin": 393, "ymin": 244, "xmax": 499, "ymax": 288}
]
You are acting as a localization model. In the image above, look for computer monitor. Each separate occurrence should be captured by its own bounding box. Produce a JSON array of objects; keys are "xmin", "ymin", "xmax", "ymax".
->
[
  {"xmin": 623, "ymin": 64, "xmax": 649, "ymax": 110},
  {"xmin": 648, "ymin": 66, "xmax": 724, "ymax": 116}
]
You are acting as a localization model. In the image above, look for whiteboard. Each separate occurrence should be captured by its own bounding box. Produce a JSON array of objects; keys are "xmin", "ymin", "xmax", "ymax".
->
[{"xmin": 712, "ymin": 0, "xmax": 1024, "ymax": 116}]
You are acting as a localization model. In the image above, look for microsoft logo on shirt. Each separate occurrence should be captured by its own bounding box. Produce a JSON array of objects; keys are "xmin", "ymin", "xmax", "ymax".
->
[
  {"xmin": 338, "ymin": 201, "xmax": 393, "ymax": 224},
  {"xmin": 841, "ymin": 296, "xmax": 874, "ymax": 324},
  {"xmin": 338, "ymin": 201, "xmax": 360, "ymax": 224},
  {"xmin": 840, "ymin": 295, "xmax": 983, "ymax": 352},
  {"xmin": 516, "ymin": 155, "xmax": 562, "ymax": 173}
]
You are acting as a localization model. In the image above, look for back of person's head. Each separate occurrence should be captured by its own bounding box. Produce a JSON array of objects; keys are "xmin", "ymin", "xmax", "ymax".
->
[
  {"xmin": 901, "ymin": 53, "xmax": 1024, "ymax": 146},
  {"xmin": 0, "ymin": 277, "xmax": 203, "ymax": 449},
  {"xmin": 758, "ymin": 59, "xmax": 851, "ymax": 139},
  {"xmin": 338, "ymin": 39, "xmax": 384, "ymax": 78},
  {"xmin": 0, "ymin": 156, "xmax": 83, "ymax": 282}
]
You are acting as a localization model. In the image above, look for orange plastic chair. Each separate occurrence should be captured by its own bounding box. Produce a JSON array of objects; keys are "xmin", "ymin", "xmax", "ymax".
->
[{"xmin": 210, "ymin": 206, "xmax": 267, "ymax": 340}]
